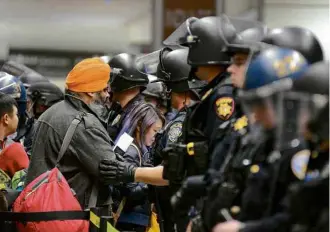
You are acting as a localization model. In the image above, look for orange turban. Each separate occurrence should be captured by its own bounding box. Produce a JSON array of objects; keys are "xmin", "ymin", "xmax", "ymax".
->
[{"xmin": 65, "ymin": 58, "xmax": 110, "ymax": 92}]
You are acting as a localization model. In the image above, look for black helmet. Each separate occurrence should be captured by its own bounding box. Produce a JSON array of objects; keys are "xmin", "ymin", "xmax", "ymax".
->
[
  {"xmin": 163, "ymin": 16, "xmax": 239, "ymax": 66},
  {"xmin": 157, "ymin": 47, "xmax": 206, "ymax": 93},
  {"xmin": 291, "ymin": 61, "xmax": 329, "ymax": 141},
  {"xmin": 142, "ymin": 82, "xmax": 167, "ymax": 100},
  {"xmin": 1, "ymin": 61, "xmax": 49, "ymax": 89},
  {"xmin": 108, "ymin": 53, "xmax": 149, "ymax": 93},
  {"xmin": 262, "ymin": 27, "xmax": 324, "ymax": 64},
  {"xmin": 226, "ymin": 25, "xmax": 269, "ymax": 54},
  {"xmin": 27, "ymin": 82, "xmax": 64, "ymax": 117}
]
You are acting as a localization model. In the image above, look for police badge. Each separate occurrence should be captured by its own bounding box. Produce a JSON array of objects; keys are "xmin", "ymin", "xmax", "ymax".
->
[
  {"xmin": 291, "ymin": 149, "xmax": 311, "ymax": 180},
  {"xmin": 215, "ymin": 97, "xmax": 235, "ymax": 120},
  {"xmin": 168, "ymin": 122, "xmax": 183, "ymax": 143}
]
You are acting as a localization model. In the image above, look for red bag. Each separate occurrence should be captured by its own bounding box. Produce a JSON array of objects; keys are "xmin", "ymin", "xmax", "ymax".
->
[
  {"xmin": 12, "ymin": 168, "xmax": 89, "ymax": 232},
  {"xmin": 12, "ymin": 114, "xmax": 91, "ymax": 232}
]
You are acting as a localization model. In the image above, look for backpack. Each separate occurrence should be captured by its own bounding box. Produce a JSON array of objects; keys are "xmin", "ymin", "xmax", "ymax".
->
[
  {"xmin": 12, "ymin": 113, "xmax": 94, "ymax": 232},
  {"xmin": 11, "ymin": 169, "xmax": 27, "ymax": 192}
]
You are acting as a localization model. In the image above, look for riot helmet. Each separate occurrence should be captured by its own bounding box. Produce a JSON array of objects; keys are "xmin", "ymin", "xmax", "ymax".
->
[
  {"xmin": 1, "ymin": 61, "xmax": 49, "ymax": 89},
  {"xmin": 239, "ymin": 46, "xmax": 310, "ymax": 150},
  {"xmin": 27, "ymin": 82, "xmax": 64, "ymax": 119},
  {"xmin": 223, "ymin": 18, "xmax": 268, "ymax": 55},
  {"xmin": 136, "ymin": 47, "xmax": 206, "ymax": 95},
  {"xmin": 290, "ymin": 61, "xmax": 329, "ymax": 142},
  {"xmin": 0, "ymin": 72, "xmax": 27, "ymax": 118},
  {"xmin": 142, "ymin": 81, "xmax": 167, "ymax": 109},
  {"xmin": 108, "ymin": 53, "xmax": 149, "ymax": 93},
  {"xmin": 221, "ymin": 18, "xmax": 268, "ymax": 88},
  {"xmin": 262, "ymin": 27, "xmax": 324, "ymax": 64},
  {"xmin": 163, "ymin": 16, "xmax": 237, "ymax": 66}
]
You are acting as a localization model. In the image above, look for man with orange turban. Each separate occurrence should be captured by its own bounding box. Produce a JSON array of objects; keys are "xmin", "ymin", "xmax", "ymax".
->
[{"xmin": 25, "ymin": 58, "xmax": 168, "ymax": 214}]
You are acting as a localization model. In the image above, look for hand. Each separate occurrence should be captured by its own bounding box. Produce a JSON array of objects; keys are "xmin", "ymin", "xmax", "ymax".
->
[
  {"xmin": 186, "ymin": 220, "xmax": 193, "ymax": 232},
  {"xmin": 212, "ymin": 220, "xmax": 244, "ymax": 232},
  {"xmin": 99, "ymin": 156, "xmax": 137, "ymax": 184}
]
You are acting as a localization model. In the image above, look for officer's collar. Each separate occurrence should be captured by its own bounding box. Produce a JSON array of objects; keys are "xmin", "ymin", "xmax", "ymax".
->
[{"xmin": 200, "ymin": 72, "xmax": 229, "ymax": 95}]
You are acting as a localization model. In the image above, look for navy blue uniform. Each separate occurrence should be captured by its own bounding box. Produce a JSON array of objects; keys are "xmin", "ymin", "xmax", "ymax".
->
[
  {"xmin": 181, "ymin": 73, "xmax": 238, "ymax": 175},
  {"xmin": 152, "ymin": 109, "xmax": 187, "ymax": 232},
  {"xmin": 237, "ymin": 140, "xmax": 309, "ymax": 232}
]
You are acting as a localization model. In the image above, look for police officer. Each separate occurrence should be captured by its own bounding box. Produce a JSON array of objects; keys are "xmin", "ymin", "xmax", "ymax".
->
[
  {"xmin": 191, "ymin": 22, "xmax": 269, "ymax": 232},
  {"xmin": 285, "ymin": 61, "xmax": 329, "ymax": 232},
  {"xmin": 212, "ymin": 46, "xmax": 310, "ymax": 232},
  {"xmin": 162, "ymin": 15, "xmax": 249, "ymax": 182},
  {"xmin": 24, "ymin": 82, "xmax": 64, "ymax": 155},
  {"xmin": 107, "ymin": 53, "xmax": 149, "ymax": 141}
]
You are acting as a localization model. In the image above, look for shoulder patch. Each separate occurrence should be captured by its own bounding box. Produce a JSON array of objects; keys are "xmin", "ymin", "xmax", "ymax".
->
[
  {"xmin": 291, "ymin": 149, "xmax": 310, "ymax": 180},
  {"xmin": 234, "ymin": 115, "xmax": 248, "ymax": 131},
  {"xmin": 215, "ymin": 97, "xmax": 235, "ymax": 120},
  {"xmin": 111, "ymin": 114, "xmax": 121, "ymax": 126},
  {"xmin": 168, "ymin": 122, "xmax": 183, "ymax": 143}
]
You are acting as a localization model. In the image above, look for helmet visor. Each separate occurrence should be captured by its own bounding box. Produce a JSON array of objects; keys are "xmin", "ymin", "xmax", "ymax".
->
[{"xmin": 163, "ymin": 17, "xmax": 200, "ymax": 46}]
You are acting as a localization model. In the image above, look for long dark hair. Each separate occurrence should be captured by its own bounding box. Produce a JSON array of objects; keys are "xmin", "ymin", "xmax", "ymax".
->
[{"xmin": 116, "ymin": 103, "xmax": 165, "ymax": 154}]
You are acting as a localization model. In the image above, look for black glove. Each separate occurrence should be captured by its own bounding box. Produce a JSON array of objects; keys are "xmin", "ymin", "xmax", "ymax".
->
[
  {"xmin": 127, "ymin": 183, "xmax": 149, "ymax": 202},
  {"xmin": 99, "ymin": 155, "xmax": 137, "ymax": 184}
]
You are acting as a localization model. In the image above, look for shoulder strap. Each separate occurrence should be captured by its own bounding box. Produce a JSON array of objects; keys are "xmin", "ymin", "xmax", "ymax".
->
[
  {"xmin": 130, "ymin": 143, "xmax": 142, "ymax": 167},
  {"xmin": 56, "ymin": 113, "xmax": 85, "ymax": 165}
]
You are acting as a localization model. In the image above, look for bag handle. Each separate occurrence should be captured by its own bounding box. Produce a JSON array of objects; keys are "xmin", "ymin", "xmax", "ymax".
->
[{"xmin": 56, "ymin": 113, "xmax": 85, "ymax": 166}]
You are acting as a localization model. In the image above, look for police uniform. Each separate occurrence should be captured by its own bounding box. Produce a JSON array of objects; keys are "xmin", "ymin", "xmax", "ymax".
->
[
  {"xmin": 288, "ymin": 156, "xmax": 329, "ymax": 232},
  {"xmin": 153, "ymin": 109, "xmax": 187, "ymax": 232},
  {"xmin": 201, "ymin": 114, "xmax": 250, "ymax": 230},
  {"xmin": 181, "ymin": 73, "xmax": 238, "ymax": 176},
  {"xmin": 153, "ymin": 109, "xmax": 186, "ymax": 165}
]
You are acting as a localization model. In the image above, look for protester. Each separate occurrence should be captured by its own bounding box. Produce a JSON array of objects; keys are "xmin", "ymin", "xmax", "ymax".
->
[{"xmin": 115, "ymin": 104, "xmax": 165, "ymax": 231}]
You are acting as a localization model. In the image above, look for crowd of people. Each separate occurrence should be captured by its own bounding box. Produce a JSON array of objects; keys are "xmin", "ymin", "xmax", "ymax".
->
[{"xmin": 0, "ymin": 15, "xmax": 328, "ymax": 232}]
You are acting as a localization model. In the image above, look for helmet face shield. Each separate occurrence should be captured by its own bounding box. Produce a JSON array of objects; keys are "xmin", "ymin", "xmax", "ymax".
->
[
  {"xmin": 163, "ymin": 17, "xmax": 199, "ymax": 47},
  {"xmin": 239, "ymin": 78, "xmax": 293, "ymax": 133},
  {"xmin": 240, "ymin": 77, "xmax": 327, "ymax": 150},
  {"xmin": 136, "ymin": 49, "xmax": 165, "ymax": 77},
  {"xmin": 0, "ymin": 72, "xmax": 22, "ymax": 99},
  {"xmin": 109, "ymin": 67, "xmax": 123, "ymax": 85}
]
